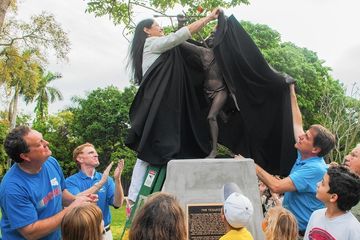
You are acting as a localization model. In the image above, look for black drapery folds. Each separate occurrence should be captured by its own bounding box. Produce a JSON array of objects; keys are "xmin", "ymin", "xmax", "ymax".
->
[
  {"xmin": 125, "ymin": 48, "xmax": 211, "ymax": 166},
  {"xmin": 126, "ymin": 14, "xmax": 296, "ymax": 175},
  {"xmin": 213, "ymin": 14, "xmax": 296, "ymax": 175}
]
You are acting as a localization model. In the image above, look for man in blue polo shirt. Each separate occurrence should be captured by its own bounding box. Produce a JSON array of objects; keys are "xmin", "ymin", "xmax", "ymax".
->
[
  {"xmin": 0, "ymin": 126, "xmax": 95, "ymax": 240},
  {"xmin": 245, "ymin": 84, "xmax": 336, "ymax": 235},
  {"xmin": 65, "ymin": 143, "xmax": 124, "ymax": 240}
]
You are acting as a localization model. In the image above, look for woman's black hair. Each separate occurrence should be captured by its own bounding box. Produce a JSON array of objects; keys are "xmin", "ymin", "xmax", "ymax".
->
[{"xmin": 129, "ymin": 18, "xmax": 154, "ymax": 85}]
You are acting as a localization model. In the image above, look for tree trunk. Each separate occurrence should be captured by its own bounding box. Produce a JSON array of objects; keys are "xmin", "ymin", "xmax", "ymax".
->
[
  {"xmin": 9, "ymin": 87, "xmax": 18, "ymax": 129},
  {"xmin": 7, "ymin": 86, "xmax": 19, "ymax": 169},
  {"xmin": 0, "ymin": 0, "xmax": 11, "ymax": 31}
]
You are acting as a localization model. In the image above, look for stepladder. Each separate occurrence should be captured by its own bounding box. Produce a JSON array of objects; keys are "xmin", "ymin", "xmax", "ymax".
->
[{"xmin": 120, "ymin": 164, "xmax": 167, "ymax": 239}]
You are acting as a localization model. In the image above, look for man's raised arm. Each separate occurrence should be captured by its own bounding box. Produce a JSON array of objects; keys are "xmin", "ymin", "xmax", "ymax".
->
[{"xmin": 290, "ymin": 84, "xmax": 305, "ymax": 142}]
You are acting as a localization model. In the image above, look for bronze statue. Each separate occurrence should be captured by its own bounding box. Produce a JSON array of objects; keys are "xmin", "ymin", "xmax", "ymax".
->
[{"xmin": 181, "ymin": 38, "xmax": 229, "ymax": 158}]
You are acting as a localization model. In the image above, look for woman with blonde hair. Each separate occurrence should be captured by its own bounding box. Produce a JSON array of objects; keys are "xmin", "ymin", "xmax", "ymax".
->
[
  {"xmin": 129, "ymin": 192, "xmax": 187, "ymax": 240},
  {"xmin": 262, "ymin": 206, "xmax": 298, "ymax": 240},
  {"xmin": 61, "ymin": 204, "xmax": 104, "ymax": 240}
]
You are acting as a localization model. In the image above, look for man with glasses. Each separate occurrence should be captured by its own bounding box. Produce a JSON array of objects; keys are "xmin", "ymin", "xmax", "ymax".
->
[
  {"xmin": 65, "ymin": 143, "xmax": 124, "ymax": 240},
  {"xmin": 0, "ymin": 126, "xmax": 96, "ymax": 240}
]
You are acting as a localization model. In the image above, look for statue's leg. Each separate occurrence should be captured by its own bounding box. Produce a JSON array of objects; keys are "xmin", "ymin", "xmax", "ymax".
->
[{"xmin": 206, "ymin": 90, "xmax": 228, "ymax": 158}]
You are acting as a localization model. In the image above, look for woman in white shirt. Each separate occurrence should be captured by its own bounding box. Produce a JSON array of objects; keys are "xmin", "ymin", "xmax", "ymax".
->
[{"xmin": 126, "ymin": 8, "xmax": 220, "ymax": 206}]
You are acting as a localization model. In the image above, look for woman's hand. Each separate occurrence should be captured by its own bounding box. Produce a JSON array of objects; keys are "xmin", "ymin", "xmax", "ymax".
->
[{"xmin": 208, "ymin": 7, "xmax": 221, "ymax": 20}]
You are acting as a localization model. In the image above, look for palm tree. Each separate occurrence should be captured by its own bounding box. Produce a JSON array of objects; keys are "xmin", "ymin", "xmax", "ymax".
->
[{"xmin": 33, "ymin": 71, "xmax": 63, "ymax": 122}]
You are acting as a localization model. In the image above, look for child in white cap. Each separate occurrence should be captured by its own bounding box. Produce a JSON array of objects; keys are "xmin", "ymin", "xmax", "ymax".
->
[{"xmin": 220, "ymin": 182, "xmax": 254, "ymax": 240}]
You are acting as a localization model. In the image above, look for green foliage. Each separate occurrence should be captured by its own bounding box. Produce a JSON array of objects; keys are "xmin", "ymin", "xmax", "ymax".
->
[
  {"xmin": 85, "ymin": 0, "xmax": 249, "ymax": 27},
  {"xmin": 71, "ymin": 86, "xmax": 137, "ymax": 172},
  {"xmin": 0, "ymin": 119, "xmax": 10, "ymax": 176},
  {"xmin": 33, "ymin": 111, "xmax": 79, "ymax": 177},
  {"xmin": 32, "ymin": 70, "xmax": 63, "ymax": 123},
  {"xmin": 1, "ymin": 12, "xmax": 70, "ymax": 60},
  {"xmin": 86, "ymin": 0, "xmax": 132, "ymax": 27},
  {"xmin": 241, "ymin": 21, "xmax": 346, "ymax": 129},
  {"xmin": 318, "ymin": 87, "xmax": 360, "ymax": 163},
  {"xmin": 1, "ymin": 8, "xmax": 69, "ymax": 132},
  {"xmin": 110, "ymin": 146, "xmax": 137, "ymax": 183},
  {"xmin": 239, "ymin": 21, "xmax": 281, "ymax": 51},
  {"xmin": 0, "ymin": 47, "xmax": 41, "ymax": 99},
  {"xmin": 0, "ymin": 47, "xmax": 41, "ymax": 131},
  {"xmin": 15, "ymin": 113, "xmax": 31, "ymax": 126}
]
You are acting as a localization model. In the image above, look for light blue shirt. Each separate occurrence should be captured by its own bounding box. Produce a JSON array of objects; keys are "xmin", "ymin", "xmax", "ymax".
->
[{"xmin": 283, "ymin": 151, "xmax": 327, "ymax": 231}]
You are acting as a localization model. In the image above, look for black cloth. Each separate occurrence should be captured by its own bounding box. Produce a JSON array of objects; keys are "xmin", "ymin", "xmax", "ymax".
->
[
  {"xmin": 125, "ymin": 48, "xmax": 211, "ymax": 166},
  {"xmin": 126, "ymin": 15, "xmax": 296, "ymax": 175},
  {"xmin": 213, "ymin": 15, "xmax": 296, "ymax": 175}
]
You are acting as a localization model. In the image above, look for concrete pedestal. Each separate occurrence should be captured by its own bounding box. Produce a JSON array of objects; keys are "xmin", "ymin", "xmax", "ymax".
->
[{"xmin": 162, "ymin": 158, "xmax": 264, "ymax": 240}]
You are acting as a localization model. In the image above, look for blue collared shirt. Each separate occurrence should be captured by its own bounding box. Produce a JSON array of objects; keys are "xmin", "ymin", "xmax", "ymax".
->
[
  {"xmin": 283, "ymin": 151, "xmax": 327, "ymax": 231},
  {"xmin": 65, "ymin": 171, "xmax": 115, "ymax": 226}
]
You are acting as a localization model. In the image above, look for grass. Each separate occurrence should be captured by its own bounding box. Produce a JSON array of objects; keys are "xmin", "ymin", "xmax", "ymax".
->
[
  {"xmin": 0, "ymin": 206, "xmax": 127, "ymax": 239},
  {"xmin": 110, "ymin": 205, "xmax": 127, "ymax": 239}
]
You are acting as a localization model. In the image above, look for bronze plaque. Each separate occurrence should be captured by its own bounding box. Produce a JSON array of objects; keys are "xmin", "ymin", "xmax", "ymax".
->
[{"xmin": 187, "ymin": 203, "xmax": 225, "ymax": 240}]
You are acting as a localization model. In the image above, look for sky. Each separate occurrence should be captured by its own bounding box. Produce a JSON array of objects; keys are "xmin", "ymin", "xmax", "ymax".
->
[{"xmin": 7, "ymin": 0, "xmax": 360, "ymax": 115}]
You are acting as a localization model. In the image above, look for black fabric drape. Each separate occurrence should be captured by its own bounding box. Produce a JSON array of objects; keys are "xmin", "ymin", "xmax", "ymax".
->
[
  {"xmin": 125, "ymin": 48, "xmax": 211, "ymax": 166},
  {"xmin": 126, "ymin": 14, "xmax": 296, "ymax": 175},
  {"xmin": 213, "ymin": 15, "xmax": 296, "ymax": 175}
]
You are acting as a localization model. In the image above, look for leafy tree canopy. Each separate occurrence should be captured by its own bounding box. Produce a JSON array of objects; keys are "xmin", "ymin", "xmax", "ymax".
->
[
  {"xmin": 85, "ymin": 0, "xmax": 249, "ymax": 28},
  {"xmin": 0, "ymin": 47, "xmax": 41, "ymax": 98},
  {"xmin": 0, "ymin": 3, "xmax": 69, "ymax": 135},
  {"xmin": 71, "ymin": 85, "xmax": 137, "ymax": 170},
  {"xmin": 241, "ymin": 21, "xmax": 346, "ymax": 128},
  {"xmin": 33, "ymin": 110, "xmax": 79, "ymax": 177},
  {"xmin": 0, "ymin": 12, "xmax": 70, "ymax": 61}
]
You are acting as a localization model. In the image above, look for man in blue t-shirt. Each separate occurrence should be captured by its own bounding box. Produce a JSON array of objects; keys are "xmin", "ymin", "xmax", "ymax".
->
[
  {"xmin": 240, "ymin": 84, "xmax": 336, "ymax": 235},
  {"xmin": 0, "ymin": 126, "xmax": 95, "ymax": 240},
  {"xmin": 66, "ymin": 143, "xmax": 124, "ymax": 240}
]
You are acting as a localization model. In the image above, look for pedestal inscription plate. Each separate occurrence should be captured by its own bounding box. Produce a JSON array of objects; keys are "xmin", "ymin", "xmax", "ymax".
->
[
  {"xmin": 162, "ymin": 159, "xmax": 265, "ymax": 240},
  {"xmin": 187, "ymin": 203, "xmax": 225, "ymax": 240}
]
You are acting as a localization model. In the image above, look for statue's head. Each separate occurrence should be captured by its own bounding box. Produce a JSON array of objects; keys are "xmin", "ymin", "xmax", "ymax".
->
[{"xmin": 204, "ymin": 30, "xmax": 215, "ymax": 48}]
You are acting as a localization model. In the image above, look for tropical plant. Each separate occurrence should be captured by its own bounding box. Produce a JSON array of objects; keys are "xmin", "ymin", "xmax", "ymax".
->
[
  {"xmin": 0, "ymin": 47, "xmax": 42, "ymax": 129},
  {"xmin": 32, "ymin": 70, "xmax": 63, "ymax": 123}
]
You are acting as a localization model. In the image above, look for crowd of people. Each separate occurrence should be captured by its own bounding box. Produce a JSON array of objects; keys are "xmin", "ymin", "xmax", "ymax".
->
[
  {"xmin": 1, "ymin": 7, "xmax": 360, "ymax": 240},
  {"xmin": 1, "ymin": 97, "xmax": 359, "ymax": 240},
  {"xmin": 0, "ymin": 126, "xmax": 125, "ymax": 240}
]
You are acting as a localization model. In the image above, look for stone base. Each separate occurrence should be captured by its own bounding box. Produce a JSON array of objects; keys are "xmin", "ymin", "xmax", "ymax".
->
[{"xmin": 162, "ymin": 158, "xmax": 264, "ymax": 240}]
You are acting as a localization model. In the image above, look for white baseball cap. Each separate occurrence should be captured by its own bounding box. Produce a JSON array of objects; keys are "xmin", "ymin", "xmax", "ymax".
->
[{"xmin": 222, "ymin": 183, "xmax": 254, "ymax": 228}]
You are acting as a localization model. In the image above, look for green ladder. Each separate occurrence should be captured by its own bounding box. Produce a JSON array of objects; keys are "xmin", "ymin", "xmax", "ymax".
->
[{"xmin": 120, "ymin": 165, "xmax": 167, "ymax": 239}]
